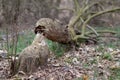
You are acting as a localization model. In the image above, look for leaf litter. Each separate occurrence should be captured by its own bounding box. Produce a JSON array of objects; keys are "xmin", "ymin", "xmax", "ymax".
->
[{"xmin": 0, "ymin": 44, "xmax": 120, "ymax": 80}]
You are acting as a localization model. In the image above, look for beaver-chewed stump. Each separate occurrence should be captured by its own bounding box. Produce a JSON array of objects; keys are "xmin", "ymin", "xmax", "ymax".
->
[{"xmin": 17, "ymin": 33, "xmax": 50, "ymax": 75}]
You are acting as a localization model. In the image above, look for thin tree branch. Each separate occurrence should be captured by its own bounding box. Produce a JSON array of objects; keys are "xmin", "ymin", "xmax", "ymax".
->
[
  {"xmin": 56, "ymin": 7, "xmax": 75, "ymax": 12},
  {"xmin": 85, "ymin": 30, "xmax": 116, "ymax": 35},
  {"xmin": 68, "ymin": 1, "xmax": 100, "ymax": 40},
  {"xmin": 74, "ymin": 0, "xmax": 80, "ymax": 13},
  {"xmin": 80, "ymin": 18, "xmax": 99, "ymax": 36},
  {"xmin": 81, "ymin": 7, "xmax": 120, "ymax": 36}
]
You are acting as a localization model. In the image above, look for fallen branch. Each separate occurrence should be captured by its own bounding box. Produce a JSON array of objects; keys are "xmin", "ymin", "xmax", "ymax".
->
[
  {"xmin": 68, "ymin": 1, "xmax": 103, "ymax": 40},
  {"xmin": 80, "ymin": 18, "xmax": 99, "ymax": 36},
  {"xmin": 81, "ymin": 7, "xmax": 120, "ymax": 36},
  {"xmin": 85, "ymin": 30, "xmax": 116, "ymax": 36}
]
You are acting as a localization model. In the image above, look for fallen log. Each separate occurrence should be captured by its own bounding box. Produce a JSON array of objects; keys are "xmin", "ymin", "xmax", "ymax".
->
[{"xmin": 34, "ymin": 18, "xmax": 71, "ymax": 44}]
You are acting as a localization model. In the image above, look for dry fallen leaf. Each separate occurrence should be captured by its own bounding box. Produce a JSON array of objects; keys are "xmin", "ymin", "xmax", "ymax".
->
[{"xmin": 82, "ymin": 74, "xmax": 89, "ymax": 80}]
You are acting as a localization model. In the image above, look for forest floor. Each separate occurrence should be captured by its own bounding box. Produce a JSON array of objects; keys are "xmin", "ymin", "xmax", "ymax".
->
[
  {"xmin": 0, "ymin": 27, "xmax": 120, "ymax": 80},
  {"xmin": 0, "ymin": 44, "xmax": 120, "ymax": 80}
]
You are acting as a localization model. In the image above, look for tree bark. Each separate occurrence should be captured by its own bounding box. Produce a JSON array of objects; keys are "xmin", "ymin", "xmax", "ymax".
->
[
  {"xmin": 12, "ymin": 33, "xmax": 50, "ymax": 75},
  {"xmin": 34, "ymin": 18, "xmax": 72, "ymax": 44}
]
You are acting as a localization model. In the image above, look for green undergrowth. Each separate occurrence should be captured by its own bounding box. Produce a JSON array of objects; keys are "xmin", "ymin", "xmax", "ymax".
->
[
  {"xmin": 95, "ymin": 26, "xmax": 120, "ymax": 49},
  {"xmin": 1, "ymin": 26, "xmax": 119, "ymax": 57},
  {"xmin": 3, "ymin": 31, "xmax": 35, "ymax": 55},
  {"xmin": 94, "ymin": 26, "xmax": 120, "ymax": 80},
  {"xmin": 46, "ymin": 39, "xmax": 67, "ymax": 57},
  {"xmin": 1, "ymin": 26, "xmax": 119, "ymax": 56},
  {"xmin": 109, "ymin": 68, "xmax": 120, "ymax": 80},
  {"xmin": 5, "ymin": 30, "xmax": 66, "ymax": 57},
  {"xmin": 16, "ymin": 31, "xmax": 35, "ymax": 53}
]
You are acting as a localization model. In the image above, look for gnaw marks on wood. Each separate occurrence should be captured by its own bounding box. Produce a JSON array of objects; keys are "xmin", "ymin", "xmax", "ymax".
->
[
  {"xmin": 18, "ymin": 33, "xmax": 50, "ymax": 74},
  {"xmin": 34, "ymin": 18, "xmax": 71, "ymax": 44}
]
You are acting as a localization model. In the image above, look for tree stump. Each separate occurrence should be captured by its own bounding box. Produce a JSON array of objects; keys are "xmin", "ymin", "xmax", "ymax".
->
[{"xmin": 17, "ymin": 33, "xmax": 50, "ymax": 75}]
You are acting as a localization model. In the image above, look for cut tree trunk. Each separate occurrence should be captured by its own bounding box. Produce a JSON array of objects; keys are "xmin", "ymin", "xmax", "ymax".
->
[
  {"xmin": 12, "ymin": 33, "xmax": 50, "ymax": 75},
  {"xmin": 34, "ymin": 18, "xmax": 72, "ymax": 44}
]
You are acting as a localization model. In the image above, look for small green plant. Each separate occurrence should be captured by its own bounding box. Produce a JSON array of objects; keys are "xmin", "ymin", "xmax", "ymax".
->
[
  {"xmin": 96, "ymin": 44, "xmax": 105, "ymax": 52},
  {"xmin": 46, "ymin": 39, "xmax": 66, "ymax": 57},
  {"xmin": 16, "ymin": 31, "xmax": 35, "ymax": 53},
  {"xmin": 83, "ymin": 63, "xmax": 90, "ymax": 68},
  {"xmin": 90, "ymin": 58, "xmax": 97, "ymax": 64},
  {"xmin": 101, "ymin": 52, "xmax": 113, "ymax": 60},
  {"xmin": 109, "ymin": 68, "xmax": 120, "ymax": 80}
]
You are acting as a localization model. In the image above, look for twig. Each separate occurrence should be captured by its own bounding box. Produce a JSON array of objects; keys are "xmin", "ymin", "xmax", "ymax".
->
[
  {"xmin": 74, "ymin": 0, "xmax": 80, "ymax": 13},
  {"xmin": 80, "ymin": 18, "xmax": 99, "ymax": 36},
  {"xmin": 55, "ymin": 7, "xmax": 75, "ymax": 12},
  {"xmin": 73, "ymin": 35, "xmax": 89, "ymax": 40},
  {"xmin": 85, "ymin": 30, "xmax": 116, "ymax": 35}
]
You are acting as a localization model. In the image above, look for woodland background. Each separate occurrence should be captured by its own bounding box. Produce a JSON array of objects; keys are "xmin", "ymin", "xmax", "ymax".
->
[
  {"xmin": 0, "ymin": 0, "xmax": 120, "ymax": 30},
  {"xmin": 0, "ymin": 0, "xmax": 120, "ymax": 80}
]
